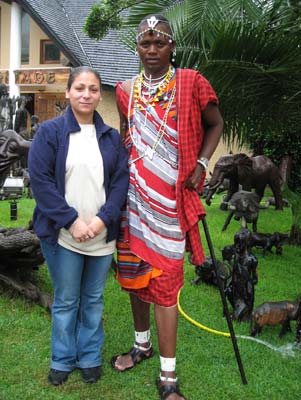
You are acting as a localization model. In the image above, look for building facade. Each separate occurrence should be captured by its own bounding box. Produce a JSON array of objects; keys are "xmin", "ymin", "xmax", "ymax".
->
[
  {"xmin": 0, "ymin": 0, "xmax": 140, "ymax": 127},
  {"xmin": 0, "ymin": 0, "xmax": 240, "ymax": 172}
]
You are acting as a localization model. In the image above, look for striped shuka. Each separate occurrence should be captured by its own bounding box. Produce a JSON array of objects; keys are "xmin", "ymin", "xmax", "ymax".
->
[{"xmin": 116, "ymin": 68, "xmax": 218, "ymax": 293}]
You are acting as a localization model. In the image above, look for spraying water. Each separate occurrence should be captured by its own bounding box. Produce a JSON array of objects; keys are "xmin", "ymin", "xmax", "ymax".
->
[{"xmin": 237, "ymin": 335, "xmax": 301, "ymax": 358}]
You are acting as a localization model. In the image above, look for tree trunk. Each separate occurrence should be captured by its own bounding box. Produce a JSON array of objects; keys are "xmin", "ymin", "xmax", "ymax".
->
[
  {"xmin": 279, "ymin": 155, "xmax": 292, "ymax": 186},
  {"xmin": 289, "ymin": 224, "xmax": 301, "ymax": 246},
  {"xmin": 0, "ymin": 230, "xmax": 40, "ymax": 253}
]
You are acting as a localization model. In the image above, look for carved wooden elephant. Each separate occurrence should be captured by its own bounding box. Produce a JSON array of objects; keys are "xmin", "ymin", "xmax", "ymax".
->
[{"xmin": 205, "ymin": 153, "xmax": 283, "ymax": 210}]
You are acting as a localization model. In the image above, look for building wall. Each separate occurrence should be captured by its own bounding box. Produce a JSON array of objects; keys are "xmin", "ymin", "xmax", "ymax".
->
[
  {"xmin": 97, "ymin": 89, "xmax": 119, "ymax": 129},
  {"xmin": 0, "ymin": 1, "xmax": 64, "ymax": 68},
  {"xmin": 0, "ymin": 2, "xmax": 11, "ymax": 67},
  {"xmin": 0, "ymin": 1, "xmax": 73, "ymax": 122},
  {"xmin": 28, "ymin": 18, "xmax": 63, "ymax": 68}
]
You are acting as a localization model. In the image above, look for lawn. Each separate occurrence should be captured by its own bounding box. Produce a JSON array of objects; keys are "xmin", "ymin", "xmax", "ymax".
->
[{"xmin": 0, "ymin": 193, "xmax": 300, "ymax": 400}]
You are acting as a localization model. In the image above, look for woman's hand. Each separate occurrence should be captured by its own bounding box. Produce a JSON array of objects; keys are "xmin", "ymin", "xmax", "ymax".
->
[
  {"xmin": 87, "ymin": 216, "xmax": 106, "ymax": 236},
  {"xmin": 69, "ymin": 218, "xmax": 95, "ymax": 242}
]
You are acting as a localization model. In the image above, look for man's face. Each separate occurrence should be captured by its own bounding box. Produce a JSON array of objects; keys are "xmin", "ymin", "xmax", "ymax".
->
[{"xmin": 137, "ymin": 23, "xmax": 175, "ymax": 75}]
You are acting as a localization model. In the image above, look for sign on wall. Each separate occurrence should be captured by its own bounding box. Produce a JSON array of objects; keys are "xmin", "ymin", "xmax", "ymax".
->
[{"xmin": 14, "ymin": 68, "xmax": 70, "ymax": 85}]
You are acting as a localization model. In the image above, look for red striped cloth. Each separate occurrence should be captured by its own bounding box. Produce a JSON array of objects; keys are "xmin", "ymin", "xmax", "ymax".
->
[
  {"xmin": 115, "ymin": 68, "xmax": 219, "ymax": 294},
  {"xmin": 176, "ymin": 69, "xmax": 218, "ymax": 231},
  {"xmin": 124, "ymin": 268, "xmax": 184, "ymax": 307}
]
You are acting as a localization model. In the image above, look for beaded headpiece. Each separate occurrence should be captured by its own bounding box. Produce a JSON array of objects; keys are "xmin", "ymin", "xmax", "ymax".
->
[{"xmin": 136, "ymin": 16, "xmax": 174, "ymax": 43}]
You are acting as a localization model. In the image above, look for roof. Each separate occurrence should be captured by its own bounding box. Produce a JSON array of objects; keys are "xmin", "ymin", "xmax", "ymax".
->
[{"xmin": 18, "ymin": 0, "xmax": 139, "ymax": 87}]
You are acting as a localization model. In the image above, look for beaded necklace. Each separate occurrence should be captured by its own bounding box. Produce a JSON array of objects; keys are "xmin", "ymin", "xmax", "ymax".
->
[
  {"xmin": 143, "ymin": 70, "xmax": 169, "ymax": 81},
  {"xmin": 135, "ymin": 65, "xmax": 175, "ymax": 108},
  {"xmin": 127, "ymin": 69, "xmax": 176, "ymax": 164}
]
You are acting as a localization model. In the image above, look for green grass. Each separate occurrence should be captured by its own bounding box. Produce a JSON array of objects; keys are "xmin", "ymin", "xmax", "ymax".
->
[{"xmin": 0, "ymin": 194, "xmax": 300, "ymax": 400}]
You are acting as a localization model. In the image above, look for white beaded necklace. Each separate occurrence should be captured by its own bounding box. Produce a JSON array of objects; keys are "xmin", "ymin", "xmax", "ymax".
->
[
  {"xmin": 127, "ymin": 76, "xmax": 176, "ymax": 164},
  {"xmin": 139, "ymin": 65, "xmax": 174, "ymax": 105},
  {"xmin": 143, "ymin": 70, "xmax": 169, "ymax": 82}
]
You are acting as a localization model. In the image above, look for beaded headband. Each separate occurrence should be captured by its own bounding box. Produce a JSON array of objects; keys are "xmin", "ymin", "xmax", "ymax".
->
[{"xmin": 136, "ymin": 16, "xmax": 174, "ymax": 42}]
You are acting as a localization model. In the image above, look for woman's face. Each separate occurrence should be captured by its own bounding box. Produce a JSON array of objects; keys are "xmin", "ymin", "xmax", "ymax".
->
[
  {"xmin": 65, "ymin": 72, "xmax": 101, "ymax": 124},
  {"xmin": 137, "ymin": 22, "xmax": 175, "ymax": 77}
]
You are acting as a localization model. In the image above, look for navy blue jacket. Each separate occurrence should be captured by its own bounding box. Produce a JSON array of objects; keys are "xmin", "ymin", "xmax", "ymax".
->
[{"xmin": 28, "ymin": 106, "xmax": 129, "ymax": 244}]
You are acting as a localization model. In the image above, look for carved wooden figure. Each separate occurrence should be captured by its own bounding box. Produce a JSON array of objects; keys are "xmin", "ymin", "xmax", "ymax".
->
[
  {"xmin": 221, "ymin": 190, "xmax": 261, "ymax": 232},
  {"xmin": 205, "ymin": 153, "xmax": 283, "ymax": 210},
  {"xmin": 251, "ymin": 299, "xmax": 301, "ymax": 339},
  {"xmin": 191, "ymin": 256, "xmax": 231, "ymax": 288},
  {"xmin": 0, "ymin": 130, "xmax": 52, "ymax": 310},
  {"xmin": 228, "ymin": 228, "xmax": 258, "ymax": 322},
  {"xmin": 250, "ymin": 231, "xmax": 289, "ymax": 256},
  {"xmin": 0, "ymin": 129, "xmax": 31, "ymax": 186},
  {"xmin": 0, "ymin": 224, "xmax": 52, "ymax": 311}
]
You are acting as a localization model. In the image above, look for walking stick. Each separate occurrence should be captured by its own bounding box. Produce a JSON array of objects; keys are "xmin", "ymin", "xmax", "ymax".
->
[{"xmin": 201, "ymin": 217, "xmax": 248, "ymax": 385}]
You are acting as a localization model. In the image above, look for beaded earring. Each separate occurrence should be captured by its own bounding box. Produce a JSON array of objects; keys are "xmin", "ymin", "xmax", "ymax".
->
[{"xmin": 171, "ymin": 49, "xmax": 177, "ymax": 63}]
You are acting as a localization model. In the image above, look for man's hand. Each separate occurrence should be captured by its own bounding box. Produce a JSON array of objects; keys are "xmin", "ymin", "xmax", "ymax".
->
[{"xmin": 185, "ymin": 164, "xmax": 205, "ymax": 191}]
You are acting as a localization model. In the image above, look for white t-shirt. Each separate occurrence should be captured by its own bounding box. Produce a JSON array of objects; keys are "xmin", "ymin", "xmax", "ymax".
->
[{"xmin": 58, "ymin": 124, "xmax": 115, "ymax": 255}]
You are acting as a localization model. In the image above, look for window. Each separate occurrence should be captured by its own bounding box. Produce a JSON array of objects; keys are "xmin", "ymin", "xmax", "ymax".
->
[
  {"xmin": 21, "ymin": 11, "xmax": 30, "ymax": 64},
  {"xmin": 40, "ymin": 40, "xmax": 60, "ymax": 64}
]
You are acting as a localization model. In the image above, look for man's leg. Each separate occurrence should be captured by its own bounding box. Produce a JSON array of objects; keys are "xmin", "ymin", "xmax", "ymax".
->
[
  {"xmin": 155, "ymin": 304, "xmax": 178, "ymax": 358},
  {"xmin": 155, "ymin": 304, "xmax": 185, "ymax": 400},
  {"xmin": 112, "ymin": 293, "xmax": 152, "ymax": 371},
  {"xmin": 130, "ymin": 292, "xmax": 151, "ymax": 330}
]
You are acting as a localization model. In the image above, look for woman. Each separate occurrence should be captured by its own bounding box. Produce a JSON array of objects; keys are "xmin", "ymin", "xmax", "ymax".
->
[
  {"xmin": 111, "ymin": 15, "xmax": 224, "ymax": 400},
  {"xmin": 28, "ymin": 66, "xmax": 129, "ymax": 386}
]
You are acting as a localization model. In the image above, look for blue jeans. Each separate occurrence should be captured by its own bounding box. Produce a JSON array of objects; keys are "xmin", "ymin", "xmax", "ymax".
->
[{"xmin": 40, "ymin": 241, "xmax": 113, "ymax": 372}]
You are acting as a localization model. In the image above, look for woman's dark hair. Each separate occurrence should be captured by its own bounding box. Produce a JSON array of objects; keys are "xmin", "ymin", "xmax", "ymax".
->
[{"xmin": 67, "ymin": 66, "xmax": 101, "ymax": 90}]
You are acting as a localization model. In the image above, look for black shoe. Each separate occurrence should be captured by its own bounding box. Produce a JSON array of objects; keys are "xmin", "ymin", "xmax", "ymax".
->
[
  {"xmin": 48, "ymin": 369, "xmax": 70, "ymax": 386},
  {"xmin": 81, "ymin": 366, "xmax": 101, "ymax": 383}
]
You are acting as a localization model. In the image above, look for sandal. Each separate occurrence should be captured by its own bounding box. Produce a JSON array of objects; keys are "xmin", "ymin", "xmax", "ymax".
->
[
  {"xmin": 111, "ymin": 343, "xmax": 154, "ymax": 372},
  {"xmin": 156, "ymin": 375, "xmax": 186, "ymax": 400}
]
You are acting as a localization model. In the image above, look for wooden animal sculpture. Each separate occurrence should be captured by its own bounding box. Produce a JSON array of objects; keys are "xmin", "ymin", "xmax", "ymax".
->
[
  {"xmin": 228, "ymin": 228, "xmax": 258, "ymax": 322},
  {"xmin": 251, "ymin": 300, "xmax": 301, "ymax": 339},
  {"xmin": 222, "ymin": 191, "xmax": 261, "ymax": 232},
  {"xmin": 264, "ymin": 197, "xmax": 290, "ymax": 208},
  {"xmin": 205, "ymin": 153, "xmax": 283, "ymax": 210},
  {"xmin": 191, "ymin": 256, "xmax": 231, "ymax": 287},
  {"xmin": 250, "ymin": 232, "xmax": 289, "ymax": 256}
]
